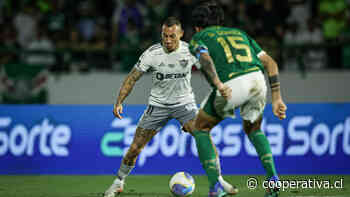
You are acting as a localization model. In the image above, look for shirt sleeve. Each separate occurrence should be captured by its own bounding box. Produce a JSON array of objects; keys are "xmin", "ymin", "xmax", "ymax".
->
[
  {"xmin": 189, "ymin": 34, "xmax": 209, "ymax": 59},
  {"xmin": 247, "ymin": 34, "xmax": 265, "ymax": 57},
  {"xmin": 134, "ymin": 50, "xmax": 152, "ymax": 72},
  {"xmin": 190, "ymin": 54, "xmax": 201, "ymax": 69}
]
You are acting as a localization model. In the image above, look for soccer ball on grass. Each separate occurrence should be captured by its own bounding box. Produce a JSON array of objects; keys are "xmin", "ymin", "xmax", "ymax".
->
[{"xmin": 169, "ymin": 171, "xmax": 195, "ymax": 196}]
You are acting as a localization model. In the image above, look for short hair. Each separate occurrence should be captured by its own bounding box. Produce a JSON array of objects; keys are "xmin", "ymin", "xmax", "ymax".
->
[
  {"xmin": 191, "ymin": 0, "xmax": 224, "ymax": 28},
  {"xmin": 162, "ymin": 16, "xmax": 182, "ymax": 28}
]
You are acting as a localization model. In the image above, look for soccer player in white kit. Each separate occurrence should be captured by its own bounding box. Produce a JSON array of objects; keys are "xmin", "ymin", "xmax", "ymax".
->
[{"xmin": 104, "ymin": 17, "xmax": 207, "ymax": 197}]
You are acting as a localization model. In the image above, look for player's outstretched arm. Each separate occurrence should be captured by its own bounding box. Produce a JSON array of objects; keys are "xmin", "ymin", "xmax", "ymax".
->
[
  {"xmin": 114, "ymin": 68, "xmax": 144, "ymax": 119},
  {"xmin": 259, "ymin": 53, "xmax": 287, "ymax": 120},
  {"xmin": 199, "ymin": 52, "xmax": 232, "ymax": 100}
]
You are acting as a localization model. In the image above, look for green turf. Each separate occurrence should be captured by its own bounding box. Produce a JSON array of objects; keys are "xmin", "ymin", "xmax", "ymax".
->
[{"xmin": 0, "ymin": 175, "xmax": 348, "ymax": 197}]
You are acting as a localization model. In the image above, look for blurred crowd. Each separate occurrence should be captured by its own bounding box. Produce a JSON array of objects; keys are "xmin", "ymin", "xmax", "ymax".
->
[{"xmin": 1, "ymin": 0, "xmax": 350, "ymax": 74}]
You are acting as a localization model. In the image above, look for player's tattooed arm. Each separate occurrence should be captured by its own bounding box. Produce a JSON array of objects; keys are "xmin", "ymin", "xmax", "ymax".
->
[
  {"xmin": 116, "ymin": 68, "xmax": 144, "ymax": 105},
  {"xmin": 199, "ymin": 53, "xmax": 222, "ymax": 88},
  {"xmin": 199, "ymin": 53, "xmax": 232, "ymax": 99}
]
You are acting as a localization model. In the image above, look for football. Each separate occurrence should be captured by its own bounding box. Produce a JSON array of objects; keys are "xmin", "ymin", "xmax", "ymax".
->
[{"xmin": 169, "ymin": 171, "xmax": 195, "ymax": 196}]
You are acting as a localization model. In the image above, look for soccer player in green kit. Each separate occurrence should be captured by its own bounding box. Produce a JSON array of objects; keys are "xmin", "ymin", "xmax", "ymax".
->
[{"xmin": 189, "ymin": 1, "xmax": 287, "ymax": 197}]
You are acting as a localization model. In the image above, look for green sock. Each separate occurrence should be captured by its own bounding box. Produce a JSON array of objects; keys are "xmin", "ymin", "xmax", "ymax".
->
[
  {"xmin": 248, "ymin": 130, "xmax": 277, "ymax": 180},
  {"xmin": 193, "ymin": 130, "xmax": 220, "ymax": 188}
]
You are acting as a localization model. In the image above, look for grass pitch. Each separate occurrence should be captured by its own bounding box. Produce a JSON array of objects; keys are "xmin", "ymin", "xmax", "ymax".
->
[{"xmin": 0, "ymin": 175, "xmax": 348, "ymax": 197}]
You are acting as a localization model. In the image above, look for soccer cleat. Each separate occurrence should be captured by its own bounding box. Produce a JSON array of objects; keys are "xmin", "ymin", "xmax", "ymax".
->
[
  {"xmin": 104, "ymin": 178, "xmax": 124, "ymax": 197},
  {"xmin": 209, "ymin": 178, "xmax": 239, "ymax": 197},
  {"xmin": 208, "ymin": 182, "xmax": 227, "ymax": 197},
  {"xmin": 264, "ymin": 190, "xmax": 279, "ymax": 197},
  {"xmin": 264, "ymin": 176, "xmax": 279, "ymax": 197},
  {"xmin": 218, "ymin": 176, "xmax": 239, "ymax": 195}
]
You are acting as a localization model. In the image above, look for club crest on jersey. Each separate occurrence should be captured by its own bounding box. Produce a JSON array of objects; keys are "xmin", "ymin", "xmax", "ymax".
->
[{"xmin": 179, "ymin": 59, "xmax": 188, "ymax": 67}]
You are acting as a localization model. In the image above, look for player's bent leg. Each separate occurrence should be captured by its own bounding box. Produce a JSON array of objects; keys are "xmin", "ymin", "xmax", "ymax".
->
[
  {"xmin": 182, "ymin": 119, "xmax": 196, "ymax": 136},
  {"xmin": 104, "ymin": 127, "xmax": 158, "ymax": 197},
  {"xmin": 243, "ymin": 116, "xmax": 279, "ymax": 197},
  {"xmin": 193, "ymin": 110, "xmax": 238, "ymax": 196},
  {"xmin": 122, "ymin": 127, "xmax": 158, "ymax": 166},
  {"xmin": 193, "ymin": 110, "xmax": 221, "ymax": 188},
  {"xmin": 173, "ymin": 102, "xmax": 198, "ymax": 135},
  {"xmin": 194, "ymin": 109, "xmax": 221, "ymax": 132}
]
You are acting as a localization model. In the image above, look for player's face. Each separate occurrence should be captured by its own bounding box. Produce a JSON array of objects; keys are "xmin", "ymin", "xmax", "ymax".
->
[{"xmin": 161, "ymin": 24, "xmax": 183, "ymax": 52}]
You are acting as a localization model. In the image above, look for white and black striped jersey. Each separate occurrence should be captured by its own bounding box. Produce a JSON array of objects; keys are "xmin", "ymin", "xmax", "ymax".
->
[{"xmin": 135, "ymin": 41, "xmax": 200, "ymax": 108}]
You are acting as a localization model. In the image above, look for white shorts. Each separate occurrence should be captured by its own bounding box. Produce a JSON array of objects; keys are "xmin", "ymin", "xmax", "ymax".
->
[{"xmin": 201, "ymin": 71, "xmax": 267, "ymax": 123}]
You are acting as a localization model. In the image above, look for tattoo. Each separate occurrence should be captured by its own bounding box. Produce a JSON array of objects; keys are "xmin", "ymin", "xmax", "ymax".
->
[
  {"xmin": 123, "ymin": 127, "xmax": 157, "ymax": 166},
  {"xmin": 134, "ymin": 127, "xmax": 152, "ymax": 139},
  {"xmin": 116, "ymin": 68, "xmax": 143, "ymax": 105},
  {"xmin": 199, "ymin": 53, "xmax": 220, "ymax": 87}
]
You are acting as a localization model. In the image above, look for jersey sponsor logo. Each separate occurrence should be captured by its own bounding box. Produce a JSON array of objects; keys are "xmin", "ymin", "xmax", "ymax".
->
[
  {"xmin": 156, "ymin": 72, "xmax": 188, "ymax": 81},
  {"xmin": 135, "ymin": 60, "xmax": 141, "ymax": 69},
  {"xmin": 179, "ymin": 59, "xmax": 188, "ymax": 67}
]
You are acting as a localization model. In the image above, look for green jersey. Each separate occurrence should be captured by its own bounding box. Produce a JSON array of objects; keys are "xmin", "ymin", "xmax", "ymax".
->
[{"xmin": 189, "ymin": 26, "xmax": 265, "ymax": 84}]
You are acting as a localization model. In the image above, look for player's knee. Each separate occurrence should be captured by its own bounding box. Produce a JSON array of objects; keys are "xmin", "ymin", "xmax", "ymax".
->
[
  {"xmin": 194, "ymin": 110, "xmax": 219, "ymax": 132},
  {"xmin": 243, "ymin": 117, "xmax": 262, "ymax": 135},
  {"xmin": 125, "ymin": 144, "xmax": 142, "ymax": 159},
  {"xmin": 194, "ymin": 121, "xmax": 212, "ymax": 132},
  {"xmin": 183, "ymin": 120, "xmax": 195, "ymax": 133},
  {"xmin": 195, "ymin": 119, "xmax": 214, "ymax": 132},
  {"xmin": 182, "ymin": 125, "xmax": 192, "ymax": 133}
]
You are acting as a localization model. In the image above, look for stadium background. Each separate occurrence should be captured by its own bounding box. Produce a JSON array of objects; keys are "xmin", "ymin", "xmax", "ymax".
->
[{"xmin": 0, "ymin": 0, "xmax": 350, "ymax": 196}]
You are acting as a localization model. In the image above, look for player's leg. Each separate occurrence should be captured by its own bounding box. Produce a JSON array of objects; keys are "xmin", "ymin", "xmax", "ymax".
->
[
  {"xmin": 119, "ymin": 127, "xmax": 158, "ymax": 177},
  {"xmin": 117, "ymin": 105, "xmax": 170, "ymax": 179},
  {"xmin": 243, "ymin": 117, "xmax": 278, "ymax": 180},
  {"xmin": 197, "ymin": 75, "xmax": 252, "ymax": 192},
  {"xmin": 243, "ymin": 117, "xmax": 279, "ymax": 197},
  {"xmin": 193, "ymin": 109, "xmax": 221, "ymax": 186},
  {"xmin": 194, "ymin": 109, "xmax": 238, "ymax": 196},
  {"xmin": 187, "ymin": 91, "xmax": 222, "ymax": 190},
  {"xmin": 173, "ymin": 102, "xmax": 230, "ymax": 194},
  {"xmin": 240, "ymin": 71, "xmax": 279, "ymax": 196},
  {"xmin": 174, "ymin": 102, "xmax": 220, "ymax": 189},
  {"xmin": 173, "ymin": 102, "xmax": 198, "ymax": 135},
  {"xmin": 104, "ymin": 127, "xmax": 158, "ymax": 197},
  {"xmin": 104, "ymin": 105, "xmax": 170, "ymax": 197},
  {"xmin": 183, "ymin": 91, "xmax": 237, "ymax": 196},
  {"xmin": 174, "ymin": 102, "xmax": 225, "ymax": 188}
]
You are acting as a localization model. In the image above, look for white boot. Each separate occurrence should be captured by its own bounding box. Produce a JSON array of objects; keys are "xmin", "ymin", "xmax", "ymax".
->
[
  {"xmin": 218, "ymin": 176, "xmax": 239, "ymax": 194},
  {"xmin": 104, "ymin": 178, "xmax": 124, "ymax": 197}
]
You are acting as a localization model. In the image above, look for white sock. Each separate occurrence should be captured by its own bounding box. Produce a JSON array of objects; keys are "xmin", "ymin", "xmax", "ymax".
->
[{"xmin": 117, "ymin": 163, "xmax": 134, "ymax": 180}]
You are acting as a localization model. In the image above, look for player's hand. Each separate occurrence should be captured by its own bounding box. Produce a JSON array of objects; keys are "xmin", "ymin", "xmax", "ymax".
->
[
  {"xmin": 217, "ymin": 83, "xmax": 232, "ymax": 100},
  {"xmin": 113, "ymin": 103, "xmax": 123, "ymax": 119},
  {"xmin": 272, "ymin": 99, "xmax": 287, "ymax": 120}
]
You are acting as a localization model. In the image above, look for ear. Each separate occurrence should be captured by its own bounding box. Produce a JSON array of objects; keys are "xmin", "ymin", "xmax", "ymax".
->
[
  {"xmin": 179, "ymin": 29, "xmax": 184, "ymax": 38},
  {"xmin": 194, "ymin": 27, "xmax": 203, "ymax": 33}
]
